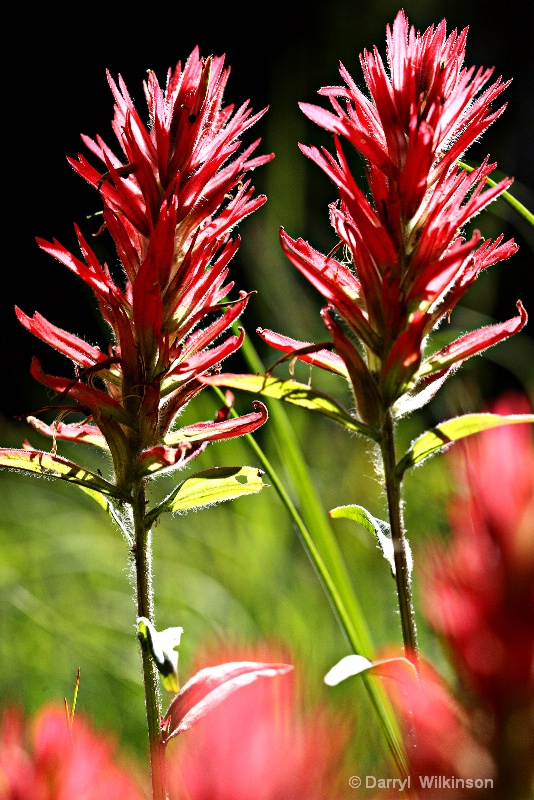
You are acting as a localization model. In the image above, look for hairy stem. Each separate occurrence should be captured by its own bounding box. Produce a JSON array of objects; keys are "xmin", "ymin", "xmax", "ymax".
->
[
  {"xmin": 132, "ymin": 480, "xmax": 167, "ymax": 800},
  {"xmin": 380, "ymin": 409, "xmax": 419, "ymax": 662}
]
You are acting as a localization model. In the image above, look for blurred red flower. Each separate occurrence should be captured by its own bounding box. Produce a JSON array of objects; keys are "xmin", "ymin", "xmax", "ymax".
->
[
  {"xmin": 424, "ymin": 392, "xmax": 534, "ymax": 704},
  {"xmin": 165, "ymin": 644, "xmax": 351, "ymax": 800},
  {"xmin": 377, "ymin": 656, "xmax": 495, "ymax": 799},
  {"xmin": 0, "ymin": 704, "xmax": 146, "ymax": 800},
  {"xmin": 422, "ymin": 392, "xmax": 534, "ymax": 797}
]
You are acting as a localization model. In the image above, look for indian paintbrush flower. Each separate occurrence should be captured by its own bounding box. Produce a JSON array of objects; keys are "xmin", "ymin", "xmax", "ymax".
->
[
  {"xmin": 166, "ymin": 644, "xmax": 350, "ymax": 800},
  {"xmin": 12, "ymin": 47, "xmax": 272, "ymax": 489},
  {"xmin": 202, "ymin": 10, "xmax": 531, "ymax": 666},
  {"xmin": 257, "ymin": 10, "xmax": 526, "ymax": 422}
]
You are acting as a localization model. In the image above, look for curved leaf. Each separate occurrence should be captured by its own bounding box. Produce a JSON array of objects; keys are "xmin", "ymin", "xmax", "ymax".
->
[
  {"xmin": 147, "ymin": 465, "xmax": 268, "ymax": 524},
  {"xmin": 396, "ymin": 412, "xmax": 534, "ymax": 477},
  {"xmin": 0, "ymin": 447, "xmax": 129, "ymax": 501},
  {"xmin": 324, "ymin": 654, "xmax": 416, "ymax": 686},
  {"xmin": 165, "ymin": 661, "xmax": 293, "ymax": 741},
  {"xmin": 202, "ymin": 373, "xmax": 379, "ymax": 441},
  {"xmin": 330, "ymin": 504, "xmax": 412, "ymax": 577}
]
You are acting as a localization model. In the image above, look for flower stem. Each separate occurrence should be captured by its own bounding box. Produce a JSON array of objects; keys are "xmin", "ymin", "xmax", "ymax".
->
[
  {"xmin": 380, "ymin": 409, "xmax": 419, "ymax": 663},
  {"xmin": 132, "ymin": 480, "xmax": 167, "ymax": 800}
]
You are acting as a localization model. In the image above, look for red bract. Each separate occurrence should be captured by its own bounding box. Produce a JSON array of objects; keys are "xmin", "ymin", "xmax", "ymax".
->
[
  {"xmin": 14, "ymin": 49, "xmax": 271, "ymax": 488},
  {"xmin": 260, "ymin": 11, "xmax": 525, "ymax": 420},
  {"xmin": 0, "ymin": 704, "xmax": 146, "ymax": 800}
]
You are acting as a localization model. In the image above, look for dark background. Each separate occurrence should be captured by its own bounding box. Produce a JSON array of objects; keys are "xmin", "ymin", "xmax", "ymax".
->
[{"xmin": 3, "ymin": 0, "xmax": 533, "ymax": 421}]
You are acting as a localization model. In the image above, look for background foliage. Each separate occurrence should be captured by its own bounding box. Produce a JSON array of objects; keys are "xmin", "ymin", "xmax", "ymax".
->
[{"xmin": 1, "ymin": 0, "xmax": 532, "ymax": 778}]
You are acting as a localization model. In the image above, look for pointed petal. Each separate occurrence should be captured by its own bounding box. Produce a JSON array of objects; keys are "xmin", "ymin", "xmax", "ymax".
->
[
  {"xmin": 164, "ymin": 401, "xmax": 268, "ymax": 446},
  {"xmin": 420, "ymin": 301, "xmax": 528, "ymax": 377},
  {"xmin": 26, "ymin": 417, "xmax": 108, "ymax": 449},
  {"xmin": 256, "ymin": 328, "xmax": 349, "ymax": 377},
  {"xmin": 16, "ymin": 309, "xmax": 108, "ymax": 369}
]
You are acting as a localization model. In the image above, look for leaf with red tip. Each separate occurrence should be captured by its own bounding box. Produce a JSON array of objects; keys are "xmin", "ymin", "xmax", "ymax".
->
[
  {"xmin": 165, "ymin": 661, "xmax": 293, "ymax": 741},
  {"xmin": 0, "ymin": 447, "xmax": 129, "ymax": 500},
  {"xmin": 419, "ymin": 301, "xmax": 528, "ymax": 378},
  {"xmin": 256, "ymin": 328, "xmax": 349, "ymax": 378},
  {"xmin": 164, "ymin": 401, "xmax": 268, "ymax": 447},
  {"xmin": 201, "ymin": 373, "xmax": 380, "ymax": 441},
  {"xmin": 26, "ymin": 417, "xmax": 108, "ymax": 449}
]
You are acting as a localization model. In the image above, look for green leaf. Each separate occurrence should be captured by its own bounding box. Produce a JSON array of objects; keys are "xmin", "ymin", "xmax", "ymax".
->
[
  {"xmin": 147, "ymin": 466, "xmax": 268, "ymax": 524},
  {"xmin": 72, "ymin": 483, "xmax": 112, "ymax": 511},
  {"xmin": 330, "ymin": 504, "xmax": 412, "ymax": 577},
  {"xmin": 0, "ymin": 447, "xmax": 129, "ymax": 501},
  {"xmin": 69, "ymin": 483, "xmax": 133, "ymax": 543},
  {"xmin": 396, "ymin": 412, "xmax": 534, "ymax": 477},
  {"xmin": 204, "ymin": 373, "xmax": 380, "ymax": 441}
]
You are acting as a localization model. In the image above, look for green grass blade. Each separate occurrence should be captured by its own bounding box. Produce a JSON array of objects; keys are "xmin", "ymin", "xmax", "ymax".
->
[
  {"xmin": 458, "ymin": 160, "xmax": 534, "ymax": 227},
  {"xmin": 217, "ymin": 328, "xmax": 410, "ymax": 782}
]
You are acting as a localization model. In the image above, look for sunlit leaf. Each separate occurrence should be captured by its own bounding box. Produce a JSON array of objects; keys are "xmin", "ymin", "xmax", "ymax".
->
[
  {"xmin": 0, "ymin": 447, "xmax": 129, "ymax": 501},
  {"xmin": 147, "ymin": 465, "xmax": 268, "ymax": 524},
  {"xmin": 165, "ymin": 661, "xmax": 293, "ymax": 741},
  {"xmin": 330, "ymin": 504, "xmax": 412, "ymax": 577},
  {"xmin": 396, "ymin": 413, "xmax": 534, "ymax": 477},
  {"xmin": 203, "ymin": 373, "xmax": 379, "ymax": 440}
]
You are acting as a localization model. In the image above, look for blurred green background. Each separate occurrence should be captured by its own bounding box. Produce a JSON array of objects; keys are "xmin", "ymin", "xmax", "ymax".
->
[{"xmin": 1, "ymin": 0, "xmax": 532, "ymax": 781}]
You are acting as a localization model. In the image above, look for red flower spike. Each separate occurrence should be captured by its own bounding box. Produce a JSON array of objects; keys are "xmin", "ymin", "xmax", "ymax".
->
[
  {"xmin": 257, "ymin": 327, "xmax": 349, "ymax": 377},
  {"xmin": 11, "ymin": 49, "xmax": 271, "ymax": 485},
  {"xmin": 267, "ymin": 11, "xmax": 524, "ymax": 417}
]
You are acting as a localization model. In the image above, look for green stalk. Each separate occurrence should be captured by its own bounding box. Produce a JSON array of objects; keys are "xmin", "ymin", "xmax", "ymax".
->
[
  {"xmin": 131, "ymin": 480, "xmax": 167, "ymax": 800},
  {"xmin": 380, "ymin": 410, "xmax": 418, "ymax": 662}
]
